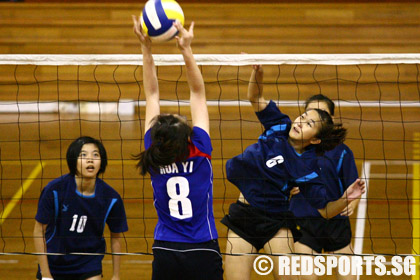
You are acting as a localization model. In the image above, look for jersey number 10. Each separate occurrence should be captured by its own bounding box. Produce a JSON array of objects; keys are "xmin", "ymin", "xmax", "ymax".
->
[
  {"xmin": 69, "ymin": 214, "xmax": 88, "ymax": 233},
  {"xmin": 167, "ymin": 176, "xmax": 193, "ymax": 220}
]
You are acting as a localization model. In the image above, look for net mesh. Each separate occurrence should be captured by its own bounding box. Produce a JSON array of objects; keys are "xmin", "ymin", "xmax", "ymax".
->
[{"xmin": 0, "ymin": 54, "xmax": 419, "ymax": 259}]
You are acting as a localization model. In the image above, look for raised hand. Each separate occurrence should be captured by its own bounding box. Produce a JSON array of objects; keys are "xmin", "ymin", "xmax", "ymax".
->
[
  {"xmin": 132, "ymin": 15, "xmax": 152, "ymax": 49},
  {"xmin": 253, "ymin": 64, "xmax": 263, "ymax": 72},
  {"xmin": 241, "ymin": 52, "xmax": 262, "ymax": 72},
  {"xmin": 173, "ymin": 20, "xmax": 194, "ymax": 51}
]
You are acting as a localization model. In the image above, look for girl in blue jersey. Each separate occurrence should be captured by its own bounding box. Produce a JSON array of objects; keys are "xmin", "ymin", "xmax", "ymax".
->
[
  {"xmin": 33, "ymin": 136, "xmax": 128, "ymax": 280},
  {"xmin": 132, "ymin": 17, "xmax": 223, "ymax": 280},
  {"xmin": 221, "ymin": 65, "xmax": 365, "ymax": 280},
  {"xmin": 290, "ymin": 94, "xmax": 360, "ymax": 280}
]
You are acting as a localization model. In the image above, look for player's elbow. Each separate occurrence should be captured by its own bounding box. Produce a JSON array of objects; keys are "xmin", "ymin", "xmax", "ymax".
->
[
  {"xmin": 110, "ymin": 232, "xmax": 122, "ymax": 241},
  {"xmin": 317, "ymin": 208, "xmax": 331, "ymax": 220}
]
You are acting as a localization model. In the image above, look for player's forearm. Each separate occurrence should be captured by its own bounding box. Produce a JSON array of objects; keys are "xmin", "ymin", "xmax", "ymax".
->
[
  {"xmin": 37, "ymin": 255, "xmax": 53, "ymax": 279},
  {"xmin": 248, "ymin": 68, "xmax": 266, "ymax": 111},
  {"xmin": 142, "ymin": 46, "xmax": 159, "ymax": 100},
  {"xmin": 318, "ymin": 197, "xmax": 351, "ymax": 219},
  {"xmin": 111, "ymin": 234, "xmax": 122, "ymax": 279},
  {"xmin": 181, "ymin": 47, "xmax": 205, "ymax": 97},
  {"xmin": 319, "ymin": 188, "xmax": 361, "ymax": 219},
  {"xmin": 112, "ymin": 255, "xmax": 121, "ymax": 279},
  {"xmin": 350, "ymin": 197, "xmax": 361, "ymax": 210},
  {"xmin": 33, "ymin": 223, "xmax": 53, "ymax": 278}
]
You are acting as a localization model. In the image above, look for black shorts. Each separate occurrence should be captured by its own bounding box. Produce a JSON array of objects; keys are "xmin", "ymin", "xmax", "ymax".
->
[
  {"xmin": 152, "ymin": 239, "xmax": 223, "ymax": 280},
  {"xmin": 220, "ymin": 200, "xmax": 301, "ymax": 251},
  {"xmin": 36, "ymin": 267, "xmax": 102, "ymax": 280},
  {"xmin": 296, "ymin": 217, "xmax": 352, "ymax": 253}
]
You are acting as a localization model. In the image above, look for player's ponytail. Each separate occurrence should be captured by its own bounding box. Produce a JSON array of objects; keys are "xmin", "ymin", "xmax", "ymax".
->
[
  {"xmin": 313, "ymin": 109, "xmax": 347, "ymax": 155},
  {"xmin": 135, "ymin": 114, "xmax": 192, "ymax": 175}
]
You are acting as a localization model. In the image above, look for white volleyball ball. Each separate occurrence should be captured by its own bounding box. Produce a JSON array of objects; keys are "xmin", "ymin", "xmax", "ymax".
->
[{"xmin": 140, "ymin": 0, "xmax": 185, "ymax": 42}]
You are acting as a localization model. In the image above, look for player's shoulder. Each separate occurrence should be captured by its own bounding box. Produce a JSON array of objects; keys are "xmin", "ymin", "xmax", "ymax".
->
[
  {"xmin": 44, "ymin": 173, "xmax": 73, "ymax": 192},
  {"xmin": 95, "ymin": 178, "xmax": 122, "ymax": 198},
  {"xmin": 192, "ymin": 126, "xmax": 210, "ymax": 140},
  {"xmin": 256, "ymin": 100, "xmax": 292, "ymax": 125},
  {"xmin": 326, "ymin": 143, "xmax": 353, "ymax": 157},
  {"xmin": 336, "ymin": 143, "xmax": 355, "ymax": 158},
  {"xmin": 338, "ymin": 143, "xmax": 353, "ymax": 151},
  {"xmin": 190, "ymin": 126, "xmax": 212, "ymax": 156}
]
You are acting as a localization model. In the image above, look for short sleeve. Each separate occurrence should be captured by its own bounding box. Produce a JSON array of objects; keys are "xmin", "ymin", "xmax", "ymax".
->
[
  {"xmin": 339, "ymin": 147, "xmax": 359, "ymax": 189},
  {"xmin": 255, "ymin": 100, "xmax": 291, "ymax": 131},
  {"xmin": 35, "ymin": 187, "xmax": 55, "ymax": 225},
  {"xmin": 144, "ymin": 129, "xmax": 152, "ymax": 149},
  {"xmin": 106, "ymin": 196, "xmax": 128, "ymax": 233},
  {"xmin": 302, "ymin": 183, "xmax": 328, "ymax": 209},
  {"xmin": 191, "ymin": 126, "xmax": 212, "ymax": 155},
  {"xmin": 297, "ymin": 177, "xmax": 330, "ymax": 210}
]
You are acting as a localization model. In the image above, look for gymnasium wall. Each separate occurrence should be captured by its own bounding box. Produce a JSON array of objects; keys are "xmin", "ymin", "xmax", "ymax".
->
[{"xmin": 1, "ymin": 2, "xmax": 419, "ymax": 54}]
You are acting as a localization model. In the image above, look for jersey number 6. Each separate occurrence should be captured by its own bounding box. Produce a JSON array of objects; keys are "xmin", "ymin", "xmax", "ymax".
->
[{"xmin": 167, "ymin": 176, "xmax": 193, "ymax": 220}]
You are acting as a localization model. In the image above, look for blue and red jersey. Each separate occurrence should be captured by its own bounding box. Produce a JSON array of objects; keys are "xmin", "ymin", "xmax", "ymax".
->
[
  {"xmin": 35, "ymin": 174, "xmax": 128, "ymax": 275},
  {"xmin": 145, "ymin": 126, "xmax": 218, "ymax": 243}
]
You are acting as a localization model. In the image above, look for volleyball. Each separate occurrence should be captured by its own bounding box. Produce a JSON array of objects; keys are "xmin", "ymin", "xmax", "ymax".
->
[{"xmin": 140, "ymin": 0, "xmax": 185, "ymax": 42}]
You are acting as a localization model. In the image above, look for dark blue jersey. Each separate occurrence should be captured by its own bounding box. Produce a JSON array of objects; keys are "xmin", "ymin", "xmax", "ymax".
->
[
  {"xmin": 35, "ymin": 174, "xmax": 128, "ymax": 275},
  {"xmin": 145, "ymin": 126, "xmax": 218, "ymax": 243},
  {"xmin": 290, "ymin": 144, "xmax": 359, "ymax": 219},
  {"xmin": 226, "ymin": 100, "xmax": 329, "ymax": 213}
]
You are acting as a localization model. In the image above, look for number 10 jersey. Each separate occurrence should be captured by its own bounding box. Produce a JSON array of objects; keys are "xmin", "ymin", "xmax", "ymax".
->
[{"xmin": 145, "ymin": 126, "xmax": 218, "ymax": 243}]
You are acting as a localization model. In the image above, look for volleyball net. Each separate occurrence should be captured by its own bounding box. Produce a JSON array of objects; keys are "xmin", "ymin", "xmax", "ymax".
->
[{"xmin": 0, "ymin": 54, "xmax": 419, "ymax": 261}]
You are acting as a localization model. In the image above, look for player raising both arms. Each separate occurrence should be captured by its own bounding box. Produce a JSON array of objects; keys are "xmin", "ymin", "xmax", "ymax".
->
[{"xmin": 132, "ymin": 17, "xmax": 223, "ymax": 280}]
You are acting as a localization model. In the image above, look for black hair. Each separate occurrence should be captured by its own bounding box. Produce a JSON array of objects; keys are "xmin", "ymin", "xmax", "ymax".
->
[
  {"xmin": 135, "ymin": 114, "xmax": 193, "ymax": 175},
  {"xmin": 66, "ymin": 136, "xmax": 108, "ymax": 176},
  {"xmin": 305, "ymin": 94, "xmax": 335, "ymax": 116},
  {"xmin": 312, "ymin": 108, "xmax": 347, "ymax": 155}
]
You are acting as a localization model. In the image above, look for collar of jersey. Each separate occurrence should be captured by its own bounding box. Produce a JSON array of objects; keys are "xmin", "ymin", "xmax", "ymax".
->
[
  {"xmin": 74, "ymin": 178, "xmax": 96, "ymax": 198},
  {"xmin": 75, "ymin": 189, "xmax": 96, "ymax": 198},
  {"xmin": 294, "ymin": 144, "xmax": 315, "ymax": 157}
]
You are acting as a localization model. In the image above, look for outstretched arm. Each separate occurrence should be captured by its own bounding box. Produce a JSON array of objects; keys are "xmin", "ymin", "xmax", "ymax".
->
[
  {"xmin": 248, "ymin": 65, "xmax": 267, "ymax": 112},
  {"xmin": 132, "ymin": 15, "xmax": 160, "ymax": 133},
  {"xmin": 318, "ymin": 178, "xmax": 365, "ymax": 219},
  {"xmin": 34, "ymin": 221, "xmax": 53, "ymax": 279},
  {"xmin": 174, "ymin": 21, "xmax": 209, "ymax": 134}
]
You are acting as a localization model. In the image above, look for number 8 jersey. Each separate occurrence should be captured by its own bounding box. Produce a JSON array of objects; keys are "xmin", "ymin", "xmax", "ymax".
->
[{"xmin": 145, "ymin": 126, "xmax": 218, "ymax": 243}]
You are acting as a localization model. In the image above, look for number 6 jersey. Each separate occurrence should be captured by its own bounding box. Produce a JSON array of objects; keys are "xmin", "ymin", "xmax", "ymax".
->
[{"xmin": 145, "ymin": 126, "xmax": 218, "ymax": 243}]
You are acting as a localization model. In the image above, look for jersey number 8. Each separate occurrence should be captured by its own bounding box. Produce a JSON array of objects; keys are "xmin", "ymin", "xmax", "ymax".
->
[{"xmin": 167, "ymin": 176, "xmax": 193, "ymax": 220}]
